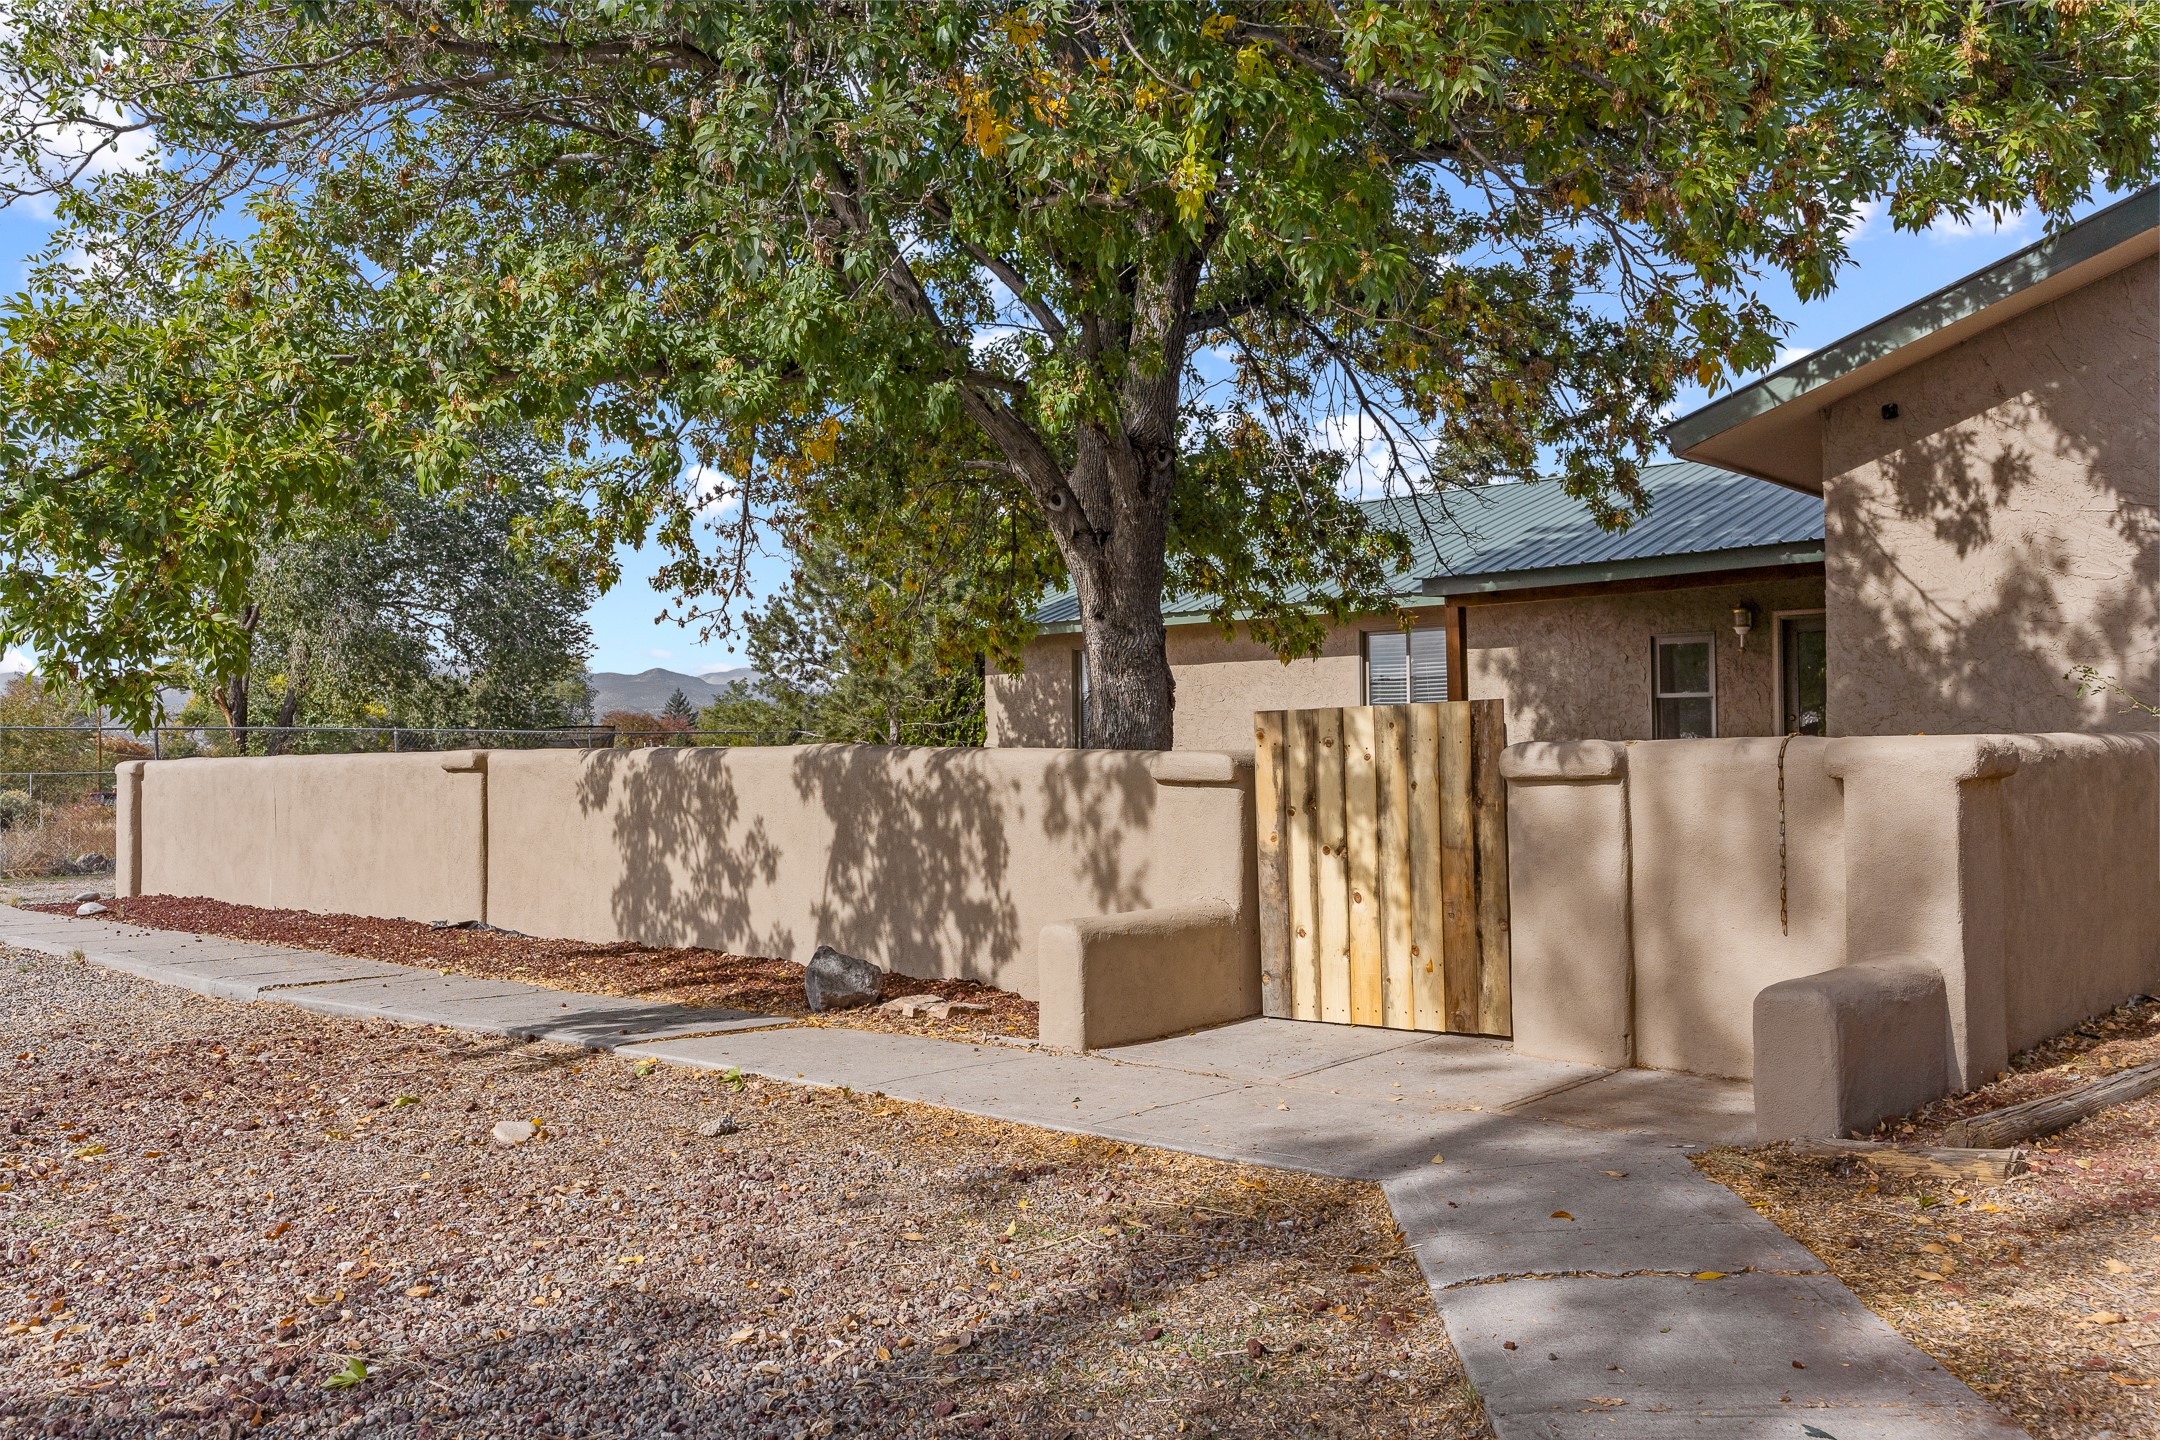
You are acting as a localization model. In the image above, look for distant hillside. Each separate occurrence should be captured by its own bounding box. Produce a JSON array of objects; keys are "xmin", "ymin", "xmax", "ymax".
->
[{"xmin": 585, "ymin": 666, "xmax": 755, "ymax": 717}]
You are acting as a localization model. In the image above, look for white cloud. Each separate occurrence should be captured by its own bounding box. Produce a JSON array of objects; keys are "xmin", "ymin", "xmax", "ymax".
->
[
  {"xmin": 9, "ymin": 93, "xmax": 157, "ymax": 217},
  {"xmin": 1926, "ymin": 205, "xmax": 2035, "ymax": 247},
  {"xmin": 1, "ymin": 647, "xmax": 31, "ymax": 673},
  {"xmin": 1775, "ymin": 345, "xmax": 1815, "ymax": 368},
  {"xmin": 1840, "ymin": 198, "xmax": 1886, "ymax": 244},
  {"xmin": 685, "ymin": 464, "xmax": 742, "ymax": 519}
]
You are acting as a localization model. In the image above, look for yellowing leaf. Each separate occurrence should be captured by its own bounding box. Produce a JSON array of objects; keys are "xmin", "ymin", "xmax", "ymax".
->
[
  {"xmin": 1692, "ymin": 1272, "xmax": 1728, "ymax": 1281},
  {"xmin": 404, "ymin": 1284, "xmax": 434, "ymax": 1298},
  {"xmin": 1550, "ymin": 1211, "xmax": 1574, "ymax": 1221},
  {"xmin": 2086, "ymin": 1311, "xmax": 2127, "ymax": 1325},
  {"xmin": 1428, "ymin": 1154, "xmax": 1444, "ymax": 1166}
]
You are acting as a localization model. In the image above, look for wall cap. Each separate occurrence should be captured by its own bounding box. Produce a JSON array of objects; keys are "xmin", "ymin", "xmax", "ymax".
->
[
  {"xmin": 1500, "ymin": 739, "xmax": 1628, "ymax": 783},
  {"xmin": 115, "ymin": 759, "xmax": 147, "ymax": 778},
  {"xmin": 439, "ymin": 749, "xmax": 489, "ymax": 774},
  {"xmin": 1823, "ymin": 734, "xmax": 2023, "ymax": 783},
  {"xmin": 1149, "ymin": 751, "xmax": 1248, "ymax": 787}
]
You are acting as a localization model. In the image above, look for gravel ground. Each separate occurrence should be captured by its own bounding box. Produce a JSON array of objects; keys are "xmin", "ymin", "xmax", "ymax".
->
[
  {"xmin": 0, "ymin": 947, "xmax": 1488, "ymax": 1440},
  {"xmin": 30, "ymin": 895, "xmax": 1039, "ymax": 1040},
  {"xmin": 1698, "ymin": 995, "xmax": 2160, "ymax": 1439}
]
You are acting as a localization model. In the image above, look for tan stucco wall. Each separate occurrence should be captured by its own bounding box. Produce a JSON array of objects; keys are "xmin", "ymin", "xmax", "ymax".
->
[
  {"xmin": 1998, "ymin": 731, "xmax": 2160, "ymax": 1052},
  {"xmin": 989, "ymin": 574, "xmax": 1826, "ymax": 750},
  {"xmin": 1504, "ymin": 729, "xmax": 2160, "ymax": 1086},
  {"xmin": 118, "ymin": 745, "xmax": 1259, "ymax": 1014},
  {"xmin": 131, "ymin": 752, "xmax": 487, "ymax": 922},
  {"xmin": 1822, "ymin": 255, "xmax": 2160, "ymax": 735},
  {"xmin": 483, "ymin": 744, "xmax": 1254, "ymax": 1000},
  {"xmin": 1464, "ymin": 577, "xmax": 1826, "ymax": 742}
]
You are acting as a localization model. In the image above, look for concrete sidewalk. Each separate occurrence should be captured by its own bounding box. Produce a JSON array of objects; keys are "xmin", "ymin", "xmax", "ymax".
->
[{"xmin": 1, "ymin": 908, "xmax": 2023, "ymax": 1439}]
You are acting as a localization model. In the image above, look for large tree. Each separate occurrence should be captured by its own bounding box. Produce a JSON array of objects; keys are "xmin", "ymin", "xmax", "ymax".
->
[{"xmin": 2, "ymin": 3, "xmax": 2155, "ymax": 744}]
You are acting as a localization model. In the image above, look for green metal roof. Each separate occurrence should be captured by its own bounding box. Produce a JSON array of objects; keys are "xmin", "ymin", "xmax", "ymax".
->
[
  {"xmin": 1666, "ymin": 185, "xmax": 2160, "ymax": 485},
  {"xmin": 1032, "ymin": 461, "xmax": 1823, "ymax": 631}
]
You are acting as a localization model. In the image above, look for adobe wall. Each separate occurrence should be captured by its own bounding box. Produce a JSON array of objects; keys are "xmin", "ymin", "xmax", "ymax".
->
[
  {"xmin": 118, "ymin": 744, "xmax": 1258, "ymax": 1008},
  {"xmin": 1822, "ymin": 255, "xmax": 2160, "ymax": 734},
  {"xmin": 128, "ymin": 751, "xmax": 487, "ymax": 923},
  {"xmin": 1506, "ymin": 731, "xmax": 2160, "ymax": 1090}
]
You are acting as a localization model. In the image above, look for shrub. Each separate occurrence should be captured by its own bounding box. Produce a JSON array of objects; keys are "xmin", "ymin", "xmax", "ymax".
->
[
  {"xmin": 0, "ymin": 800, "xmax": 114, "ymax": 877},
  {"xmin": 0, "ymin": 790, "xmax": 38, "ymax": 831}
]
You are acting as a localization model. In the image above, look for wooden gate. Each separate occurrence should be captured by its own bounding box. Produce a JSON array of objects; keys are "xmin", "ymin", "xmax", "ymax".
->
[{"xmin": 1252, "ymin": 701, "xmax": 1510, "ymax": 1036}]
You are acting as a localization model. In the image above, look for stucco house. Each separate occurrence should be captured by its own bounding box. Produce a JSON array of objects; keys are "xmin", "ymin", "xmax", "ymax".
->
[{"xmin": 989, "ymin": 185, "xmax": 2157, "ymax": 750}]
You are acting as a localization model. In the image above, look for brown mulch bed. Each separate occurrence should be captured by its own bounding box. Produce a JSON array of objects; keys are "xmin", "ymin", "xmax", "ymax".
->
[
  {"xmin": 29, "ymin": 894, "xmax": 1039, "ymax": 1040},
  {"xmin": 0, "ymin": 946, "xmax": 1489, "ymax": 1439},
  {"xmin": 1696, "ymin": 995, "xmax": 2160, "ymax": 1440}
]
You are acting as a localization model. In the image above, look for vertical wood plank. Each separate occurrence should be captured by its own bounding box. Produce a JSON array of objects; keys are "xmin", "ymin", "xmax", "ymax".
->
[
  {"xmin": 1437, "ymin": 700, "xmax": 1479, "ymax": 1033},
  {"xmin": 1470, "ymin": 699, "xmax": 1514, "ymax": 1037},
  {"xmin": 1285, "ymin": 710, "xmax": 1319, "ymax": 1021},
  {"xmin": 1377, "ymin": 705, "xmax": 1416, "ymax": 1030},
  {"xmin": 1344, "ymin": 707, "xmax": 1384, "ymax": 1026},
  {"xmin": 1407, "ymin": 704, "xmax": 1446, "ymax": 1032},
  {"xmin": 1253, "ymin": 710, "xmax": 1291, "ymax": 1019},
  {"xmin": 1312, "ymin": 707, "xmax": 1352, "ymax": 1024}
]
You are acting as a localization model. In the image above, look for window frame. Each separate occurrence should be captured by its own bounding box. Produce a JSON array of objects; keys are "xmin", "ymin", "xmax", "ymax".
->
[
  {"xmin": 1650, "ymin": 631, "xmax": 1718, "ymax": 739},
  {"xmin": 1362, "ymin": 624, "xmax": 1450, "ymax": 706},
  {"xmin": 1772, "ymin": 608, "xmax": 1829, "ymax": 737}
]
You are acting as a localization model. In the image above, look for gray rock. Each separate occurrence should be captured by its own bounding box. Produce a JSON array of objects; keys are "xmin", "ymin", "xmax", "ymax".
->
[
  {"xmin": 804, "ymin": 945, "xmax": 883, "ymax": 1012},
  {"xmin": 70, "ymin": 890, "xmax": 100, "ymax": 904},
  {"xmin": 695, "ymin": 1117, "xmax": 739, "ymax": 1138},
  {"xmin": 72, "ymin": 855, "xmax": 107, "ymax": 875},
  {"xmin": 74, "ymin": 901, "xmax": 107, "ymax": 917}
]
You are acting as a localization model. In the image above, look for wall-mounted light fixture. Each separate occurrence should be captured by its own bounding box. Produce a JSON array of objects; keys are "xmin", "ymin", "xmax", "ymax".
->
[{"xmin": 1731, "ymin": 602, "xmax": 1757, "ymax": 651}]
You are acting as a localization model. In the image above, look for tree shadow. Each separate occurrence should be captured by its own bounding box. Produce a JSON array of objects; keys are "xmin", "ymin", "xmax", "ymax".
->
[
  {"xmin": 578, "ymin": 745, "xmax": 1172, "ymax": 992},
  {"xmin": 1824, "ymin": 256, "xmax": 2159, "ymax": 733}
]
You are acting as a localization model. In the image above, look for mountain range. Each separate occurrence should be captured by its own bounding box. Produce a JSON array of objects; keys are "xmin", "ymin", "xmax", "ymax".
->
[{"xmin": 584, "ymin": 666, "xmax": 756, "ymax": 717}]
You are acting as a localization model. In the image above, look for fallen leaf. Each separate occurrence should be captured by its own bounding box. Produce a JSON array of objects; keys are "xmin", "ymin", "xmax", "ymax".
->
[
  {"xmin": 2113, "ymin": 1375, "xmax": 2155, "ymax": 1388},
  {"xmin": 405, "ymin": 1285, "xmax": 434, "ymax": 1298},
  {"xmin": 1550, "ymin": 1211, "xmax": 1573, "ymax": 1221},
  {"xmin": 1428, "ymin": 1154, "xmax": 1444, "ymax": 1166},
  {"xmin": 875, "ymin": 1346, "xmax": 892, "ymax": 1362},
  {"xmin": 1919, "ymin": 1242, "xmax": 1948, "ymax": 1255},
  {"xmin": 265, "ymin": 1222, "xmax": 291, "ymax": 1240},
  {"xmin": 322, "ymin": 1357, "xmax": 368, "ymax": 1391},
  {"xmin": 2107, "ymin": 1259, "xmax": 2132, "ymax": 1275},
  {"xmin": 2086, "ymin": 1311, "xmax": 2126, "ymax": 1326},
  {"xmin": 727, "ymin": 1328, "xmax": 756, "ymax": 1346},
  {"xmin": 1587, "ymin": 1396, "xmax": 1625, "ymax": 1407},
  {"xmin": 1692, "ymin": 1272, "xmax": 1727, "ymax": 1281},
  {"xmin": 1601, "ymin": 1171, "xmax": 1628, "ymax": 1179},
  {"xmin": 900, "ymin": 1232, "xmax": 927, "ymax": 1242}
]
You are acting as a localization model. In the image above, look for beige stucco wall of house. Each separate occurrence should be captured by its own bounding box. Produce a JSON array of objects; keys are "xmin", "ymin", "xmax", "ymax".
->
[
  {"xmin": 1822, "ymin": 255, "xmax": 2160, "ymax": 735},
  {"xmin": 988, "ymin": 573, "xmax": 1826, "ymax": 750},
  {"xmin": 1462, "ymin": 576, "xmax": 1826, "ymax": 742}
]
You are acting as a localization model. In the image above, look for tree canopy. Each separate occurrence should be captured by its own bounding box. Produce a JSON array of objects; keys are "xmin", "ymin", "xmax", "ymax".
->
[{"xmin": 2, "ymin": 2, "xmax": 2155, "ymax": 742}]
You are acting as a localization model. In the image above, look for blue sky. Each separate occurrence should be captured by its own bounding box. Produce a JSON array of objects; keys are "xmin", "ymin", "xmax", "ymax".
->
[{"xmin": 0, "ymin": 188, "xmax": 2107, "ymax": 677}]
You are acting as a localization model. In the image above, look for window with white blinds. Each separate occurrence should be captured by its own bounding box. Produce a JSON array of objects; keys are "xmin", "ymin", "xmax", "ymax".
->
[{"xmin": 1364, "ymin": 627, "xmax": 1449, "ymax": 705}]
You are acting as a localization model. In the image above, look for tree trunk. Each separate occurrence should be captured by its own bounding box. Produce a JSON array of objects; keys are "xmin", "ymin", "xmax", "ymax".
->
[
  {"xmin": 209, "ymin": 602, "xmax": 260, "ymax": 755},
  {"xmin": 1068, "ymin": 514, "xmax": 1175, "ymax": 751}
]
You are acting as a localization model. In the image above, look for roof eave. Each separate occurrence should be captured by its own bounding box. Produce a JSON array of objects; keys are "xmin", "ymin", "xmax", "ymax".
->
[
  {"xmin": 1418, "ymin": 541, "xmax": 1825, "ymax": 599},
  {"xmin": 1664, "ymin": 185, "xmax": 2160, "ymax": 489}
]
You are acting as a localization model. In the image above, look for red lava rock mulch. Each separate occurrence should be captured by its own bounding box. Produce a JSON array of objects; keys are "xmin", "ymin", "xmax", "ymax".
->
[{"xmin": 29, "ymin": 894, "xmax": 1038, "ymax": 1039}]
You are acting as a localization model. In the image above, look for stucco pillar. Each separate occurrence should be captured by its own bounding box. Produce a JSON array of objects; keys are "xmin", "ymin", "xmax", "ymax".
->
[
  {"xmin": 114, "ymin": 760, "xmax": 146, "ymax": 898},
  {"xmin": 1824, "ymin": 736, "xmax": 2022, "ymax": 1090},
  {"xmin": 439, "ymin": 749, "xmax": 490, "ymax": 925},
  {"xmin": 1498, "ymin": 740, "xmax": 1633, "ymax": 1068}
]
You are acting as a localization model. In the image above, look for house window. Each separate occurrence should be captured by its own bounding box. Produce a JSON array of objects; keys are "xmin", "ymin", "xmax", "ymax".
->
[
  {"xmin": 1778, "ymin": 612, "xmax": 1828, "ymax": 735},
  {"xmin": 1652, "ymin": 634, "xmax": 1715, "ymax": 738},
  {"xmin": 1071, "ymin": 648, "xmax": 1090, "ymax": 747},
  {"xmin": 1365, "ymin": 627, "xmax": 1448, "ymax": 705}
]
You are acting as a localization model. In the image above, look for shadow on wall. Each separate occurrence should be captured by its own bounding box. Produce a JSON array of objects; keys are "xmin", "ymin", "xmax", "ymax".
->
[
  {"xmin": 572, "ymin": 743, "xmax": 1168, "ymax": 987},
  {"xmin": 573, "ymin": 747, "xmax": 789, "ymax": 957},
  {"xmin": 986, "ymin": 654, "xmax": 1074, "ymax": 748},
  {"xmin": 1829, "ymin": 271, "xmax": 2160, "ymax": 732}
]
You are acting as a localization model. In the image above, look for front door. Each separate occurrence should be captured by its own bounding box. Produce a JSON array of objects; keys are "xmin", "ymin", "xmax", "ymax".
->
[{"xmin": 1780, "ymin": 613, "xmax": 1828, "ymax": 735}]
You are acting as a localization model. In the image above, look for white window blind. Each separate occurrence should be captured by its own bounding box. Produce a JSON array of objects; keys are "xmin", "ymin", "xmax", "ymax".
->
[{"xmin": 1365, "ymin": 628, "xmax": 1449, "ymax": 705}]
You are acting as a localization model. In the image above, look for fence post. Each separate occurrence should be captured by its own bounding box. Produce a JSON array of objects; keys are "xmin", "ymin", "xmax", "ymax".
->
[{"xmin": 152, "ymin": 727, "xmax": 163, "ymax": 761}]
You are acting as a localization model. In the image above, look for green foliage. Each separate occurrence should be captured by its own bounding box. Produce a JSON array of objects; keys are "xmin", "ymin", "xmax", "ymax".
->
[
  {"xmin": 0, "ymin": 790, "xmax": 38, "ymax": 831},
  {"xmin": 178, "ymin": 430, "xmax": 598, "ymax": 744},
  {"xmin": 0, "ymin": 3, "xmax": 2154, "ymax": 740}
]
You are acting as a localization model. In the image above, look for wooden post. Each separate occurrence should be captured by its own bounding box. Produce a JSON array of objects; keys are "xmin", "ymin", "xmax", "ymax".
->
[
  {"xmin": 1312, "ymin": 707, "xmax": 1351, "ymax": 1024},
  {"xmin": 1344, "ymin": 707, "xmax": 1383, "ymax": 1026},
  {"xmin": 1444, "ymin": 605, "xmax": 1467, "ymax": 703},
  {"xmin": 1407, "ymin": 704, "xmax": 1446, "ymax": 1031},
  {"xmin": 1469, "ymin": 699, "xmax": 1513, "ymax": 1037},
  {"xmin": 1253, "ymin": 711, "xmax": 1291, "ymax": 1018},
  {"xmin": 1377, "ymin": 706, "xmax": 1416, "ymax": 1030},
  {"xmin": 1286, "ymin": 710, "xmax": 1320, "ymax": 1021},
  {"xmin": 1437, "ymin": 701, "xmax": 1478, "ymax": 1032}
]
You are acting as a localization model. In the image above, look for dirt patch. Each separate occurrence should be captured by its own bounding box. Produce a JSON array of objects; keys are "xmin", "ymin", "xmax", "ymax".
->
[
  {"xmin": 0, "ymin": 946, "xmax": 1487, "ymax": 1438},
  {"xmin": 32, "ymin": 894, "xmax": 1038, "ymax": 1040},
  {"xmin": 1696, "ymin": 995, "xmax": 2160, "ymax": 1440}
]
